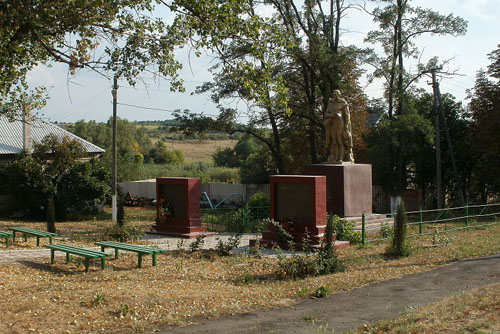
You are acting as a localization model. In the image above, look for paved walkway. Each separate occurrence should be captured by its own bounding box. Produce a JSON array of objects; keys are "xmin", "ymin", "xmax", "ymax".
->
[
  {"xmin": 0, "ymin": 234, "xmax": 259, "ymax": 263},
  {"xmin": 162, "ymin": 253, "xmax": 500, "ymax": 334}
]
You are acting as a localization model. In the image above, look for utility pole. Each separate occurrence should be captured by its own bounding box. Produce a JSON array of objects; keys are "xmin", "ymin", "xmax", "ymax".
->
[
  {"xmin": 435, "ymin": 75, "xmax": 465, "ymax": 206},
  {"xmin": 430, "ymin": 71, "xmax": 443, "ymax": 209},
  {"xmin": 111, "ymin": 76, "xmax": 118, "ymax": 222}
]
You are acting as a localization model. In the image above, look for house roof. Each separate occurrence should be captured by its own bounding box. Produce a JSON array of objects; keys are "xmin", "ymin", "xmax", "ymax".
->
[{"xmin": 0, "ymin": 114, "xmax": 105, "ymax": 155}]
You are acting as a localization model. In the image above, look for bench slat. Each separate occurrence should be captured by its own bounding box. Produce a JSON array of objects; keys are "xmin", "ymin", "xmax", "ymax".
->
[
  {"xmin": 95, "ymin": 241, "xmax": 165, "ymax": 254},
  {"xmin": 9, "ymin": 227, "xmax": 57, "ymax": 237},
  {"xmin": 45, "ymin": 245, "xmax": 111, "ymax": 258}
]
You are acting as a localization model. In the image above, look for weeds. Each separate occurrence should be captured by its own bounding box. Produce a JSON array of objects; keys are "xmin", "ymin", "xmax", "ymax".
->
[
  {"xmin": 432, "ymin": 228, "xmax": 456, "ymax": 246},
  {"xmin": 379, "ymin": 222, "xmax": 393, "ymax": 238},
  {"xmin": 189, "ymin": 235, "xmax": 206, "ymax": 252},
  {"xmin": 91, "ymin": 294, "xmax": 105, "ymax": 307},
  {"xmin": 215, "ymin": 234, "xmax": 242, "ymax": 256},
  {"xmin": 315, "ymin": 285, "xmax": 330, "ymax": 298}
]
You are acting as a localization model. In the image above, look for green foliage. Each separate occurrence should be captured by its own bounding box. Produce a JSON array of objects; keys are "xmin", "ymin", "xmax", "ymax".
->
[
  {"xmin": 328, "ymin": 215, "xmax": 362, "ymax": 244},
  {"xmin": 0, "ymin": 135, "xmax": 110, "ymax": 227},
  {"xmin": 246, "ymin": 192, "xmax": 270, "ymax": 218},
  {"xmin": 212, "ymin": 136, "xmax": 258, "ymax": 168},
  {"xmin": 468, "ymin": 45, "xmax": 500, "ymax": 199},
  {"xmin": 91, "ymin": 294, "xmax": 105, "ymax": 307},
  {"xmin": 104, "ymin": 224, "xmax": 144, "ymax": 242},
  {"xmin": 315, "ymin": 285, "xmax": 330, "ymax": 298},
  {"xmin": 386, "ymin": 201, "xmax": 411, "ymax": 257},
  {"xmin": 215, "ymin": 234, "xmax": 242, "ymax": 256},
  {"xmin": 432, "ymin": 229, "xmax": 455, "ymax": 247},
  {"xmin": 276, "ymin": 224, "xmax": 344, "ymax": 280},
  {"xmin": 0, "ymin": 1, "xmax": 183, "ymax": 119},
  {"xmin": 135, "ymin": 162, "xmax": 239, "ymax": 183},
  {"xmin": 189, "ymin": 235, "xmax": 206, "ymax": 252},
  {"xmin": 147, "ymin": 141, "xmax": 184, "ymax": 164},
  {"xmin": 380, "ymin": 222, "xmax": 394, "ymax": 238}
]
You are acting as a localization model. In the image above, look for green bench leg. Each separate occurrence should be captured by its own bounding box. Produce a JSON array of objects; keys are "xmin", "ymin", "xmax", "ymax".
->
[
  {"xmin": 50, "ymin": 250, "xmax": 55, "ymax": 264},
  {"xmin": 12, "ymin": 232, "xmax": 15, "ymax": 242},
  {"xmin": 152, "ymin": 253, "xmax": 157, "ymax": 266},
  {"xmin": 49, "ymin": 237, "xmax": 53, "ymax": 245},
  {"xmin": 84, "ymin": 258, "xmax": 90, "ymax": 272},
  {"xmin": 101, "ymin": 258, "xmax": 106, "ymax": 270},
  {"xmin": 4, "ymin": 236, "xmax": 8, "ymax": 248},
  {"xmin": 138, "ymin": 254, "xmax": 143, "ymax": 268},
  {"xmin": 115, "ymin": 248, "xmax": 119, "ymax": 259},
  {"xmin": 24, "ymin": 233, "xmax": 27, "ymax": 242},
  {"xmin": 66, "ymin": 253, "xmax": 71, "ymax": 263},
  {"xmin": 36, "ymin": 237, "xmax": 40, "ymax": 247}
]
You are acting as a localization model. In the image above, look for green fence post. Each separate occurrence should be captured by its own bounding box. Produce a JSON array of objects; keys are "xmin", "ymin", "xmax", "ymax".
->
[
  {"xmin": 361, "ymin": 213, "xmax": 366, "ymax": 246},
  {"xmin": 419, "ymin": 208, "xmax": 423, "ymax": 235},
  {"xmin": 465, "ymin": 202, "xmax": 469, "ymax": 228}
]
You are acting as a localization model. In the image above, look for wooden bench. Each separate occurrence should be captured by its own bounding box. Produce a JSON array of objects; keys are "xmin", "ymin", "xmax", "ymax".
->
[
  {"xmin": 0, "ymin": 231, "xmax": 13, "ymax": 247},
  {"xmin": 95, "ymin": 241, "xmax": 166, "ymax": 268},
  {"xmin": 8, "ymin": 227, "xmax": 57, "ymax": 246},
  {"xmin": 45, "ymin": 244, "xmax": 112, "ymax": 272}
]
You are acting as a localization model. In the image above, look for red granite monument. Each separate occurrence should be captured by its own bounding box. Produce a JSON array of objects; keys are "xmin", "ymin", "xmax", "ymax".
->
[
  {"xmin": 304, "ymin": 163, "xmax": 372, "ymax": 217},
  {"xmin": 258, "ymin": 175, "xmax": 332, "ymax": 249},
  {"xmin": 150, "ymin": 177, "xmax": 207, "ymax": 238}
]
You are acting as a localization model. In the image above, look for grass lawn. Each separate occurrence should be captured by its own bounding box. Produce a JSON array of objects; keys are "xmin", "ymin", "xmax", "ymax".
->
[
  {"xmin": 0, "ymin": 215, "xmax": 499, "ymax": 334},
  {"xmin": 349, "ymin": 281, "xmax": 500, "ymax": 334}
]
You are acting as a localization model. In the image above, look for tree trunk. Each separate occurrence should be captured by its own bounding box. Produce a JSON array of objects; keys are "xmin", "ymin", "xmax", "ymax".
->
[{"xmin": 46, "ymin": 196, "xmax": 56, "ymax": 233}]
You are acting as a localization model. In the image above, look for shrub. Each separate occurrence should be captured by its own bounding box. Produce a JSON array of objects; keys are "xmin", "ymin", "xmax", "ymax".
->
[
  {"xmin": 386, "ymin": 201, "xmax": 411, "ymax": 257},
  {"xmin": 276, "ymin": 220, "xmax": 344, "ymax": 279},
  {"xmin": 189, "ymin": 235, "xmax": 206, "ymax": 252},
  {"xmin": 328, "ymin": 215, "xmax": 362, "ymax": 244},
  {"xmin": 380, "ymin": 222, "xmax": 394, "ymax": 238},
  {"xmin": 246, "ymin": 192, "xmax": 270, "ymax": 219},
  {"xmin": 215, "ymin": 234, "xmax": 242, "ymax": 256}
]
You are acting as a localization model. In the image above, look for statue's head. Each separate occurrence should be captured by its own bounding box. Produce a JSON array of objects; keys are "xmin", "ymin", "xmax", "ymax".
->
[{"xmin": 332, "ymin": 89, "xmax": 341, "ymax": 98}]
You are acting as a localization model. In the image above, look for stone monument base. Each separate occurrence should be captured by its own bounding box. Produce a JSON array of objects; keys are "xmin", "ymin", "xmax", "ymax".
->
[{"xmin": 304, "ymin": 163, "xmax": 372, "ymax": 217}]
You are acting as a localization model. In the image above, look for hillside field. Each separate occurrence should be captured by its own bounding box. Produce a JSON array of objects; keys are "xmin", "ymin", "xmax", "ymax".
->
[{"xmin": 165, "ymin": 139, "xmax": 236, "ymax": 162}]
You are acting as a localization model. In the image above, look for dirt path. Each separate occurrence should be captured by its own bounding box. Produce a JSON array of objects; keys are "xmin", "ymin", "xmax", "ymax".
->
[{"xmin": 163, "ymin": 253, "xmax": 500, "ymax": 334}]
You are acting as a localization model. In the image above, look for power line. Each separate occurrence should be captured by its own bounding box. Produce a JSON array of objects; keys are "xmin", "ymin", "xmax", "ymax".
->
[{"xmin": 116, "ymin": 102, "xmax": 179, "ymax": 113}]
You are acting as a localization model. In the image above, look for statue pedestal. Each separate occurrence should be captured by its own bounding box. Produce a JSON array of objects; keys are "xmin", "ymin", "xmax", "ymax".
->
[
  {"xmin": 149, "ymin": 177, "xmax": 208, "ymax": 238},
  {"xmin": 304, "ymin": 164, "xmax": 372, "ymax": 217}
]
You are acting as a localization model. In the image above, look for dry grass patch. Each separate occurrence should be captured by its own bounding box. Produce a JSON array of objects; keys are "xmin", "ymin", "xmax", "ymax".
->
[
  {"xmin": 164, "ymin": 139, "xmax": 236, "ymax": 162},
  {"xmin": 350, "ymin": 282, "xmax": 500, "ymax": 334},
  {"xmin": 0, "ymin": 222, "xmax": 499, "ymax": 333}
]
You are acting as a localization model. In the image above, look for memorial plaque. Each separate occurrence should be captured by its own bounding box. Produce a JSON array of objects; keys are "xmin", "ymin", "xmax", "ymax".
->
[
  {"xmin": 274, "ymin": 183, "xmax": 312, "ymax": 224},
  {"xmin": 149, "ymin": 177, "xmax": 207, "ymax": 238},
  {"xmin": 257, "ymin": 175, "xmax": 328, "ymax": 249}
]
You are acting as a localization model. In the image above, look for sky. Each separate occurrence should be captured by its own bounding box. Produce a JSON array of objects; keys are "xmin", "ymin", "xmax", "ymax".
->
[{"xmin": 26, "ymin": 0, "xmax": 500, "ymax": 123}]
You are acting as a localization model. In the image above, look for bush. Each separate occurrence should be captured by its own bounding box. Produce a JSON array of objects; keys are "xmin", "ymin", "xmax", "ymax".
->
[
  {"xmin": 215, "ymin": 234, "xmax": 242, "ymax": 256},
  {"xmin": 328, "ymin": 215, "xmax": 362, "ymax": 244},
  {"xmin": 276, "ymin": 221, "xmax": 344, "ymax": 279},
  {"xmin": 385, "ymin": 201, "xmax": 411, "ymax": 257},
  {"xmin": 246, "ymin": 192, "xmax": 270, "ymax": 219}
]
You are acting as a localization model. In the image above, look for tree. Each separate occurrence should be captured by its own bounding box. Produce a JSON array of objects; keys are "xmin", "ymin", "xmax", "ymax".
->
[
  {"xmin": 0, "ymin": 0, "xmax": 182, "ymax": 119},
  {"xmin": 171, "ymin": 0, "xmax": 369, "ymax": 174},
  {"xmin": 364, "ymin": 1, "xmax": 467, "ymax": 193},
  {"xmin": 0, "ymin": 134, "xmax": 110, "ymax": 231},
  {"xmin": 467, "ymin": 45, "xmax": 500, "ymax": 201},
  {"xmin": 365, "ymin": 0, "xmax": 467, "ymax": 118}
]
